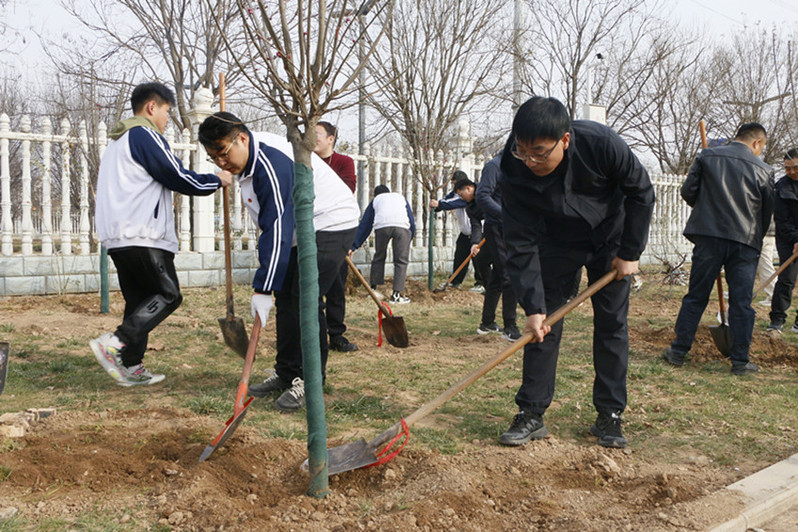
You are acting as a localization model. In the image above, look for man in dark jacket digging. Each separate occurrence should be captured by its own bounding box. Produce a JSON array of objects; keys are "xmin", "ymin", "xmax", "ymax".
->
[
  {"xmin": 767, "ymin": 149, "xmax": 798, "ymax": 332},
  {"xmin": 663, "ymin": 123, "xmax": 774, "ymax": 376},
  {"xmin": 498, "ymin": 96, "xmax": 655, "ymax": 449}
]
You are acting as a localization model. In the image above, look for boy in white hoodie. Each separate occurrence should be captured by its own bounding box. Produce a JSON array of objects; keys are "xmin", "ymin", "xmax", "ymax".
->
[{"xmin": 91, "ymin": 82, "xmax": 232, "ymax": 386}]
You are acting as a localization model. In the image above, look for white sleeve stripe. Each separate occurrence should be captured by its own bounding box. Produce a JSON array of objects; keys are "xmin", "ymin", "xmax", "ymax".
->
[
  {"xmin": 141, "ymin": 128, "xmax": 218, "ymax": 190},
  {"xmin": 257, "ymin": 150, "xmax": 287, "ymax": 288}
]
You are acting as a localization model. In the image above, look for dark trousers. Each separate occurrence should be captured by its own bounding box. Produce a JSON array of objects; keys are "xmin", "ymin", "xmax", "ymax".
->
[
  {"xmin": 769, "ymin": 238, "xmax": 798, "ymax": 326},
  {"xmin": 671, "ymin": 236, "xmax": 759, "ymax": 365},
  {"xmin": 370, "ymin": 226, "xmax": 412, "ymax": 292},
  {"xmin": 452, "ymin": 232, "xmax": 472, "ymax": 285},
  {"xmin": 274, "ymin": 227, "xmax": 356, "ymax": 382},
  {"xmin": 481, "ymin": 222, "xmax": 517, "ymax": 328},
  {"xmin": 324, "ymin": 261, "xmax": 349, "ymax": 340},
  {"xmin": 515, "ymin": 244, "xmax": 630, "ymax": 415},
  {"xmin": 109, "ymin": 246, "xmax": 183, "ymax": 367}
]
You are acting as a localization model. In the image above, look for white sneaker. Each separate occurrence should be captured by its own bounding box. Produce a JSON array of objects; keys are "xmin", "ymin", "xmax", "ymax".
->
[
  {"xmin": 390, "ymin": 292, "xmax": 411, "ymax": 304},
  {"xmin": 758, "ymin": 299, "xmax": 772, "ymax": 307},
  {"xmin": 117, "ymin": 363, "xmax": 165, "ymax": 387},
  {"xmin": 90, "ymin": 333, "xmax": 127, "ymax": 383}
]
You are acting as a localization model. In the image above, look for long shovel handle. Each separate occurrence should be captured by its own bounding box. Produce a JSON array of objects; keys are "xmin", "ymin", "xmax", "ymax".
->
[
  {"xmin": 345, "ymin": 255, "xmax": 392, "ymax": 317},
  {"xmin": 753, "ymin": 251, "xmax": 798, "ymax": 299},
  {"xmin": 442, "ymin": 238, "xmax": 485, "ymax": 288},
  {"xmin": 218, "ymin": 73, "xmax": 236, "ymax": 320},
  {"xmin": 716, "ymin": 274, "xmax": 727, "ymax": 318},
  {"xmin": 234, "ymin": 317, "xmax": 261, "ymax": 414}
]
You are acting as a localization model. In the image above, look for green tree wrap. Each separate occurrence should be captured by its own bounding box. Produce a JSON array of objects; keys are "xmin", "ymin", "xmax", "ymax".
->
[{"xmin": 293, "ymin": 162, "xmax": 329, "ymax": 497}]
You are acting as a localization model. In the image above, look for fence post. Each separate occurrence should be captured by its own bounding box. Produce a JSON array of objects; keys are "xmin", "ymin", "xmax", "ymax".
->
[
  {"xmin": 41, "ymin": 118, "xmax": 53, "ymax": 256},
  {"xmin": 187, "ymin": 88, "xmax": 217, "ymax": 253},
  {"xmin": 0, "ymin": 114, "xmax": 11, "ymax": 256}
]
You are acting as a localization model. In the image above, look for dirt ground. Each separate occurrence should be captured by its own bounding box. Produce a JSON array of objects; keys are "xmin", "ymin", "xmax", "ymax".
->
[{"xmin": 1, "ymin": 276, "xmax": 797, "ymax": 531}]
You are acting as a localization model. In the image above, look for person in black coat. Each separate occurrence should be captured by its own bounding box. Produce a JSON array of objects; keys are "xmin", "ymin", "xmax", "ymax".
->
[
  {"xmin": 497, "ymin": 96, "xmax": 655, "ymax": 449},
  {"xmin": 768, "ymin": 149, "xmax": 798, "ymax": 331},
  {"xmin": 664, "ymin": 123, "xmax": 774, "ymax": 376}
]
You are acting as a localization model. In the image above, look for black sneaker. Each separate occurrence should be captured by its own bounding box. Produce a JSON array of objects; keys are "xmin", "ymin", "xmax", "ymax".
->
[
  {"xmin": 476, "ymin": 322, "xmax": 501, "ymax": 335},
  {"xmin": 248, "ymin": 371, "xmax": 290, "ymax": 397},
  {"xmin": 661, "ymin": 347, "xmax": 686, "ymax": 367},
  {"xmin": 275, "ymin": 377, "xmax": 305, "ymax": 413},
  {"xmin": 590, "ymin": 411, "xmax": 627, "ymax": 448},
  {"xmin": 767, "ymin": 322, "xmax": 784, "ymax": 333},
  {"xmin": 498, "ymin": 411, "xmax": 548, "ymax": 446},
  {"xmin": 731, "ymin": 362, "xmax": 759, "ymax": 376},
  {"xmin": 330, "ymin": 336, "xmax": 358, "ymax": 352},
  {"xmin": 502, "ymin": 325, "xmax": 522, "ymax": 342}
]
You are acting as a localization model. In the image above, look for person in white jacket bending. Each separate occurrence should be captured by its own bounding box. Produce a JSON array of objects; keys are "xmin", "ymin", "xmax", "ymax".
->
[
  {"xmin": 91, "ymin": 82, "xmax": 232, "ymax": 387},
  {"xmin": 350, "ymin": 185, "xmax": 416, "ymax": 304}
]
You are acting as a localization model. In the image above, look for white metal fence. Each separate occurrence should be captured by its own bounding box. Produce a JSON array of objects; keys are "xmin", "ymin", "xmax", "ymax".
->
[{"xmin": 0, "ymin": 89, "xmax": 694, "ymax": 296}]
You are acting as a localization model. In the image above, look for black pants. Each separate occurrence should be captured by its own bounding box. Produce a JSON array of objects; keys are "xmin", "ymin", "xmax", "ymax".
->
[
  {"xmin": 274, "ymin": 227, "xmax": 357, "ymax": 383},
  {"xmin": 324, "ymin": 261, "xmax": 349, "ymax": 340},
  {"xmin": 452, "ymin": 232, "xmax": 472, "ymax": 285},
  {"xmin": 515, "ymin": 244, "xmax": 630, "ymax": 415},
  {"xmin": 769, "ymin": 238, "xmax": 798, "ymax": 326},
  {"xmin": 481, "ymin": 222, "xmax": 517, "ymax": 328},
  {"xmin": 109, "ymin": 246, "xmax": 183, "ymax": 367},
  {"xmin": 672, "ymin": 236, "xmax": 759, "ymax": 364}
]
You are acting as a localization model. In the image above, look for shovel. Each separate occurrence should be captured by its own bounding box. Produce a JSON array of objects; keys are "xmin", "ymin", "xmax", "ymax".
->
[
  {"xmin": 200, "ymin": 317, "xmax": 261, "ymax": 462},
  {"xmin": 709, "ymin": 275, "xmax": 732, "ymax": 357},
  {"xmin": 345, "ymin": 255, "xmax": 409, "ymax": 348},
  {"xmin": 752, "ymin": 250, "xmax": 798, "ymax": 300},
  {"xmin": 433, "ymin": 238, "xmax": 485, "ymax": 293},
  {"xmin": 308, "ymin": 268, "xmax": 618, "ymax": 475},
  {"xmin": 216, "ymin": 73, "xmax": 248, "ymax": 358},
  {"xmin": 0, "ymin": 342, "xmax": 8, "ymax": 395}
]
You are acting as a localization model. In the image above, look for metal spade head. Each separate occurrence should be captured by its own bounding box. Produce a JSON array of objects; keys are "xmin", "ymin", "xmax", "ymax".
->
[
  {"xmin": 199, "ymin": 397, "xmax": 253, "ymax": 462},
  {"xmin": 382, "ymin": 315, "xmax": 409, "ymax": 348},
  {"xmin": 218, "ymin": 316, "xmax": 249, "ymax": 358},
  {"xmin": 0, "ymin": 342, "xmax": 8, "ymax": 395},
  {"xmin": 709, "ymin": 323, "xmax": 732, "ymax": 358}
]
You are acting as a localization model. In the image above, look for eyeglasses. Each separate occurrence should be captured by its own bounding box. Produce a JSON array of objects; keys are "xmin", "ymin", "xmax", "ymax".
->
[
  {"xmin": 510, "ymin": 138, "xmax": 560, "ymax": 164},
  {"xmin": 206, "ymin": 137, "xmax": 238, "ymax": 164}
]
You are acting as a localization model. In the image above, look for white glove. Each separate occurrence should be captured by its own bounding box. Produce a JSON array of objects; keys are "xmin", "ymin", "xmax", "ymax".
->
[{"xmin": 251, "ymin": 293, "xmax": 274, "ymax": 327}]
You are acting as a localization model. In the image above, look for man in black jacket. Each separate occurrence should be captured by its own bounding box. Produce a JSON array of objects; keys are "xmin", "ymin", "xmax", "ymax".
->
[
  {"xmin": 767, "ymin": 149, "xmax": 798, "ymax": 332},
  {"xmin": 664, "ymin": 123, "xmax": 774, "ymax": 376},
  {"xmin": 476, "ymin": 153, "xmax": 521, "ymax": 341},
  {"xmin": 498, "ymin": 96, "xmax": 655, "ymax": 449}
]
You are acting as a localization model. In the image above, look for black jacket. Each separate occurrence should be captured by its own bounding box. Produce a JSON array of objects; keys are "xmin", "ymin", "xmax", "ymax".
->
[
  {"xmin": 476, "ymin": 154, "xmax": 504, "ymax": 226},
  {"xmin": 681, "ymin": 141, "xmax": 774, "ymax": 250},
  {"xmin": 463, "ymin": 198, "xmax": 484, "ymax": 245},
  {"xmin": 774, "ymin": 175, "xmax": 798, "ymax": 246},
  {"xmin": 499, "ymin": 120, "xmax": 655, "ymax": 316}
]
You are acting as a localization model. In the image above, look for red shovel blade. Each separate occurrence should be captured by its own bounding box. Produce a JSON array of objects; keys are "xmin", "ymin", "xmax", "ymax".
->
[{"xmin": 199, "ymin": 396, "xmax": 254, "ymax": 462}]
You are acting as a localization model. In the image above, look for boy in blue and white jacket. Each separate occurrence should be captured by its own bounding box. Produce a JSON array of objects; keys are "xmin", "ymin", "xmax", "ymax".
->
[
  {"xmin": 198, "ymin": 112, "xmax": 360, "ymax": 413},
  {"xmin": 91, "ymin": 82, "xmax": 232, "ymax": 387}
]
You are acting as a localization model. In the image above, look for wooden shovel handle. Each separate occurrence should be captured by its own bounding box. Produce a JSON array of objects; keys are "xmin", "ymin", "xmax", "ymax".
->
[
  {"xmin": 345, "ymin": 255, "xmax": 393, "ymax": 317},
  {"xmin": 234, "ymin": 317, "xmax": 260, "ymax": 414},
  {"xmin": 218, "ymin": 72, "xmax": 236, "ymax": 319},
  {"xmin": 359, "ymin": 268, "xmax": 619, "ymax": 450},
  {"xmin": 444, "ymin": 238, "xmax": 485, "ymax": 286},
  {"xmin": 753, "ymin": 251, "xmax": 798, "ymax": 299}
]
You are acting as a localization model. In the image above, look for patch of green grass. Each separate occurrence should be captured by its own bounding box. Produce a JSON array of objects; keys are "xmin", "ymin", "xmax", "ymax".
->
[
  {"xmin": 183, "ymin": 394, "xmax": 230, "ymax": 416},
  {"xmin": 0, "ymin": 323, "xmax": 14, "ymax": 333}
]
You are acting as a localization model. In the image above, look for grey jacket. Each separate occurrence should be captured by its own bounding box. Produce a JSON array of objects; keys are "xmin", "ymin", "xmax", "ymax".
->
[{"xmin": 681, "ymin": 141, "xmax": 774, "ymax": 251}]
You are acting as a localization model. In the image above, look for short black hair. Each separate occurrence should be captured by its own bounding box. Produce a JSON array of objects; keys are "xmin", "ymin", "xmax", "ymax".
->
[
  {"xmin": 374, "ymin": 184, "xmax": 390, "ymax": 196},
  {"xmin": 131, "ymin": 82, "xmax": 176, "ymax": 114},
  {"xmin": 454, "ymin": 178, "xmax": 476, "ymax": 192},
  {"xmin": 785, "ymin": 148, "xmax": 798, "ymax": 160},
  {"xmin": 317, "ymin": 121, "xmax": 337, "ymax": 138},
  {"xmin": 512, "ymin": 96, "xmax": 570, "ymax": 143},
  {"xmin": 735, "ymin": 122, "xmax": 767, "ymax": 143},
  {"xmin": 198, "ymin": 112, "xmax": 248, "ymax": 150},
  {"xmin": 451, "ymin": 170, "xmax": 468, "ymax": 182}
]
